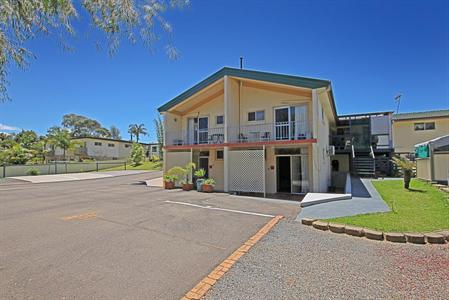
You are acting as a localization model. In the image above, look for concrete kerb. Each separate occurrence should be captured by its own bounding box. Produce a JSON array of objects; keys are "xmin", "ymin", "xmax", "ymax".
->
[{"xmin": 302, "ymin": 219, "xmax": 448, "ymax": 246}]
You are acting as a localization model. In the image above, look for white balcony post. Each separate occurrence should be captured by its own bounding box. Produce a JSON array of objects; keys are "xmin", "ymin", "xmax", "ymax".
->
[
  {"xmin": 224, "ymin": 146, "xmax": 229, "ymax": 192},
  {"xmin": 224, "ymin": 75, "xmax": 229, "ymax": 143}
]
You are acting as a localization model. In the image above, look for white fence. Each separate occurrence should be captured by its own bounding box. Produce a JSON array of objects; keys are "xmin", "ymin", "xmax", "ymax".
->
[{"xmin": 1, "ymin": 161, "xmax": 127, "ymax": 178}]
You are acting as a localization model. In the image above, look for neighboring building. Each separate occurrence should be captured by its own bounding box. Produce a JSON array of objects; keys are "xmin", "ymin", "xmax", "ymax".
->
[
  {"xmin": 47, "ymin": 136, "xmax": 160, "ymax": 161},
  {"xmin": 392, "ymin": 109, "xmax": 449, "ymax": 155},
  {"xmin": 158, "ymin": 67, "xmax": 337, "ymax": 195},
  {"xmin": 331, "ymin": 111, "xmax": 394, "ymax": 177},
  {"xmin": 415, "ymin": 134, "xmax": 449, "ymax": 184}
]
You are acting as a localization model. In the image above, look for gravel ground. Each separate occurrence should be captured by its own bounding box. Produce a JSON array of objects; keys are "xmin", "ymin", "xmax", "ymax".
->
[{"xmin": 205, "ymin": 220, "xmax": 449, "ymax": 299}]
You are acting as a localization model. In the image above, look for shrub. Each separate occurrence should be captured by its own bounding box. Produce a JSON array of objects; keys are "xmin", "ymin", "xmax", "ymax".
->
[
  {"xmin": 204, "ymin": 178, "xmax": 215, "ymax": 185},
  {"xmin": 194, "ymin": 168, "xmax": 206, "ymax": 178},
  {"xmin": 26, "ymin": 168, "xmax": 40, "ymax": 176},
  {"xmin": 130, "ymin": 143, "xmax": 145, "ymax": 166}
]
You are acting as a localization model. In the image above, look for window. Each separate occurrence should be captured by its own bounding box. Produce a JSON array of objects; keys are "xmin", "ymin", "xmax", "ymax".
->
[
  {"xmin": 248, "ymin": 110, "xmax": 265, "ymax": 121},
  {"xmin": 216, "ymin": 150, "xmax": 224, "ymax": 160},
  {"xmin": 108, "ymin": 143, "xmax": 115, "ymax": 147},
  {"xmin": 425, "ymin": 122, "xmax": 435, "ymax": 130},
  {"xmin": 151, "ymin": 146, "xmax": 157, "ymax": 152},
  {"xmin": 414, "ymin": 122, "xmax": 435, "ymax": 131},
  {"xmin": 125, "ymin": 144, "xmax": 131, "ymax": 148},
  {"xmin": 94, "ymin": 142, "xmax": 102, "ymax": 146},
  {"xmin": 216, "ymin": 115, "xmax": 224, "ymax": 125}
]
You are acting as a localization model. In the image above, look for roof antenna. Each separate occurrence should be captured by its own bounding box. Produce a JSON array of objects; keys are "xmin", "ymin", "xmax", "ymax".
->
[
  {"xmin": 240, "ymin": 57, "xmax": 243, "ymax": 69},
  {"xmin": 394, "ymin": 93, "xmax": 402, "ymax": 114}
]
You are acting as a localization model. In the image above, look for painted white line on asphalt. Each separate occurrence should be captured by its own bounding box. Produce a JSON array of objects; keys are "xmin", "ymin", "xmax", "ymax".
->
[{"xmin": 164, "ymin": 200, "xmax": 275, "ymax": 218}]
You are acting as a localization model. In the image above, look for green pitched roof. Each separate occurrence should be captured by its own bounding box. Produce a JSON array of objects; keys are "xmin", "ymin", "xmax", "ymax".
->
[
  {"xmin": 393, "ymin": 109, "xmax": 449, "ymax": 121},
  {"xmin": 157, "ymin": 67, "xmax": 331, "ymax": 112}
]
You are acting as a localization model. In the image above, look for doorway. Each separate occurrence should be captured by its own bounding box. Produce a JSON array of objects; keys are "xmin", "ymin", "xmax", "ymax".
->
[
  {"xmin": 276, "ymin": 154, "xmax": 308, "ymax": 194},
  {"xmin": 198, "ymin": 155, "xmax": 209, "ymax": 178},
  {"xmin": 277, "ymin": 156, "xmax": 291, "ymax": 193}
]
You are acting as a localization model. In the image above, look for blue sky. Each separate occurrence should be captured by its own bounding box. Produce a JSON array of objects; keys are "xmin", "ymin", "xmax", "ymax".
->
[{"xmin": 1, "ymin": 0, "xmax": 448, "ymax": 142}]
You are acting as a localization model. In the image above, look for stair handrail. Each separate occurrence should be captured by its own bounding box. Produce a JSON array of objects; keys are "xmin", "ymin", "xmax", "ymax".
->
[
  {"xmin": 351, "ymin": 145, "xmax": 355, "ymax": 158},
  {"xmin": 369, "ymin": 145, "xmax": 375, "ymax": 159}
]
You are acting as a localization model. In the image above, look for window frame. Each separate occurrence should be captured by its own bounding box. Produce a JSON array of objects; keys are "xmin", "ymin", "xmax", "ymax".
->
[
  {"xmin": 248, "ymin": 110, "xmax": 265, "ymax": 122},
  {"xmin": 216, "ymin": 150, "xmax": 224, "ymax": 160},
  {"xmin": 425, "ymin": 122, "xmax": 435, "ymax": 130},
  {"xmin": 216, "ymin": 115, "xmax": 224, "ymax": 125},
  {"xmin": 414, "ymin": 123, "xmax": 425, "ymax": 131}
]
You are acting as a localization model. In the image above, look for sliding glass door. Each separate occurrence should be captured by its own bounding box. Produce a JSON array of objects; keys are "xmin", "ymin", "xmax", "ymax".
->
[{"xmin": 274, "ymin": 105, "xmax": 308, "ymax": 140}]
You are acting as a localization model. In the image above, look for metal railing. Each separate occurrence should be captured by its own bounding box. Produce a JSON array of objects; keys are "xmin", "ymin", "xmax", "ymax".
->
[
  {"xmin": 165, "ymin": 127, "xmax": 225, "ymax": 146},
  {"xmin": 228, "ymin": 121, "xmax": 311, "ymax": 143},
  {"xmin": 165, "ymin": 121, "xmax": 311, "ymax": 146}
]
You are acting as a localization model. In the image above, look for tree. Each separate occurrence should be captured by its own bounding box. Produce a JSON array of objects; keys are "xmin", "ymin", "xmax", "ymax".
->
[
  {"xmin": 0, "ymin": 0, "xmax": 189, "ymax": 102},
  {"xmin": 47, "ymin": 126, "xmax": 78, "ymax": 161},
  {"xmin": 154, "ymin": 116, "xmax": 164, "ymax": 158},
  {"xmin": 130, "ymin": 143, "xmax": 144, "ymax": 166},
  {"xmin": 0, "ymin": 144, "xmax": 30, "ymax": 164},
  {"xmin": 128, "ymin": 123, "xmax": 147, "ymax": 142},
  {"xmin": 15, "ymin": 130, "xmax": 38, "ymax": 148},
  {"xmin": 62, "ymin": 113, "xmax": 110, "ymax": 138},
  {"xmin": 392, "ymin": 157, "xmax": 415, "ymax": 189},
  {"xmin": 110, "ymin": 126, "xmax": 121, "ymax": 140},
  {"xmin": 128, "ymin": 125, "xmax": 134, "ymax": 142}
]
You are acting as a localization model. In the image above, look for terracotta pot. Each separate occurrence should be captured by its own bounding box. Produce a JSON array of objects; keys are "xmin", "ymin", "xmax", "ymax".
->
[
  {"xmin": 202, "ymin": 184, "xmax": 214, "ymax": 193},
  {"xmin": 164, "ymin": 181, "xmax": 175, "ymax": 189},
  {"xmin": 182, "ymin": 183, "xmax": 194, "ymax": 191}
]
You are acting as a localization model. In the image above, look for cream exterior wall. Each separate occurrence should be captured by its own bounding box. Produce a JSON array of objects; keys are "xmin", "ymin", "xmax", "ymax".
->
[
  {"xmin": 164, "ymin": 151, "xmax": 191, "ymax": 172},
  {"xmin": 416, "ymin": 158, "xmax": 431, "ymax": 181},
  {"xmin": 392, "ymin": 117, "xmax": 449, "ymax": 153},
  {"xmin": 237, "ymin": 85, "xmax": 312, "ymax": 132},
  {"xmin": 331, "ymin": 154, "xmax": 350, "ymax": 173},
  {"xmin": 433, "ymin": 153, "xmax": 449, "ymax": 182},
  {"xmin": 209, "ymin": 149, "xmax": 225, "ymax": 191},
  {"xmin": 311, "ymin": 89, "xmax": 332, "ymax": 192}
]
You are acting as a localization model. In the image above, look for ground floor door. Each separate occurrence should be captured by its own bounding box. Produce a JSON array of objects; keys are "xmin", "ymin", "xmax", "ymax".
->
[
  {"xmin": 198, "ymin": 156, "xmax": 209, "ymax": 178},
  {"xmin": 276, "ymin": 155, "xmax": 308, "ymax": 194}
]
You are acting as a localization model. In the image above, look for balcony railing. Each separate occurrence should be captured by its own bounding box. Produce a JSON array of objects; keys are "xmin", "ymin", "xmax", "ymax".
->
[
  {"xmin": 165, "ymin": 121, "xmax": 311, "ymax": 146},
  {"xmin": 228, "ymin": 121, "xmax": 311, "ymax": 143}
]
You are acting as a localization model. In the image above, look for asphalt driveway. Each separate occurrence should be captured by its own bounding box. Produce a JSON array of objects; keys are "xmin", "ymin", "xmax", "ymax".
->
[{"xmin": 0, "ymin": 172, "xmax": 299, "ymax": 299}]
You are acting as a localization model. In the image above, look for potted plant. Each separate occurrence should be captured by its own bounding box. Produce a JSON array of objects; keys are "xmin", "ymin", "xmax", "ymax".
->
[
  {"xmin": 181, "ymin": 162, "xmax": 196, "ymax": 191},
  {"xmin": 165, "ymin": 166, "xmax": 186, "ymax": 188},
  {"xmin": 194, "ymin": 168, "xmax": 207, "ymax": 191},
  {"xmin": 163, "ymin": 175, "xmax": 176, "ymax": 189},
  {"xmin": 202, "ymin": 178, "xmax": 216, "ymax": 193},
  {"xmin": 392, "ymin": 156, "xmax": 415, "ymax": 189}
]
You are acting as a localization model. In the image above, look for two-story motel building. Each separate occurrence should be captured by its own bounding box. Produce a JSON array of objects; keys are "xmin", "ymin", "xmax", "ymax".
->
[{"xmin": 158, "ymin": 67, "xmax": 337, "ymax": 196}]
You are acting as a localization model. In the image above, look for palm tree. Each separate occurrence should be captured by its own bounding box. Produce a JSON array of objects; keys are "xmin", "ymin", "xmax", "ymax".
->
[
  {"xmin": 128, "ymin": 125, "xmax": 135, "ymax": 142},
  {"xmin": 47, "ymin": 127, "xmax": 79, "ymax": 161},
  {"xmin": 128, "ymin": 123, "xmax": 147, "ymax": 142}
]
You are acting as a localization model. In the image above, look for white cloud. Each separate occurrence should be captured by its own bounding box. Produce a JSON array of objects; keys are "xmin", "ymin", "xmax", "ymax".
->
[{"xmin": 0, "ymin": 123, "xmax": 20, "ymax": 131}]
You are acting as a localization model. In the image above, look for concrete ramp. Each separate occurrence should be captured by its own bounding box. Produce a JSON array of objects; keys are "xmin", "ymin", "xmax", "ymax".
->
[{"xmin": 300, "ymin": 193, "xmax": 351, "ymax": 207}]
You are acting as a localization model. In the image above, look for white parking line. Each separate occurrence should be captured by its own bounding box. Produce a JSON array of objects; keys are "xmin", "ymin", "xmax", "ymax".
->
[{"xmin": 164, "ymin": 200, "xmax": 275, "ymax": 218}]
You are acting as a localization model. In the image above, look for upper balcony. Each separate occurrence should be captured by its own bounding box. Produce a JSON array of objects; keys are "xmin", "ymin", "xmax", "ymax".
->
[{"xmin": 165, "ymin": 120, "xmax": 312, "ymax": 147}]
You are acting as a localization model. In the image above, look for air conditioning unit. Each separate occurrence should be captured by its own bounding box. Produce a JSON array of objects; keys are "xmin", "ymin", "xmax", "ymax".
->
[{"xmin": 327, "ymin": 145, "xmax": 335, "ymax": 156}]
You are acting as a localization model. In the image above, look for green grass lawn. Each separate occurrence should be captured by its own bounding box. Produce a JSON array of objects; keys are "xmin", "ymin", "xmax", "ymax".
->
[
  {"xmin": 327, "ymin": 179, "xmax": 449, "ymax": 233},
  {"xmin": 100, "ymin": 161, "xmax": 162, "ymax": 172}
]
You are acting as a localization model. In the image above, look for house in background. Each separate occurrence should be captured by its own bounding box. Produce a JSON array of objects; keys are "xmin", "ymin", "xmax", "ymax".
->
[
  {"xmin": 158, "ymin": 67, "xmax": 337, "ymax": 195},
  {"xmin": 415, "ymin": 135, "xmax": 449, "ymax": 184},
  {"xmin": 392, "ymin": 109, "xmax": 449, "ymax": 156},
  {"xmin": 47, "ymin": 136, "xmax": 160, "ymax": 161}
]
